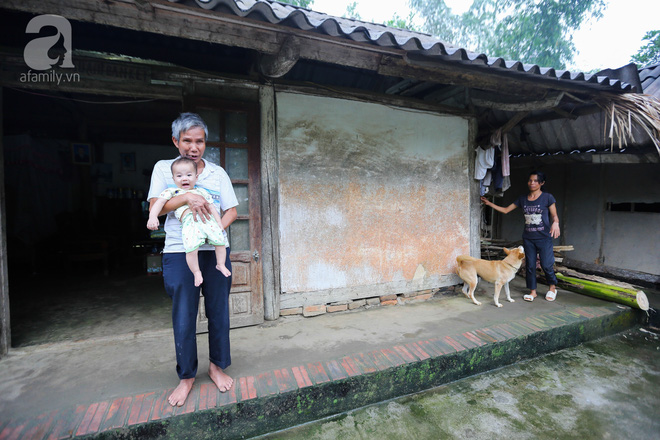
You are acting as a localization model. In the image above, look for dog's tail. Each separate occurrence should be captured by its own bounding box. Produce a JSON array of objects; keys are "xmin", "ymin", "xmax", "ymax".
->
[
  {"xmin": 456, "ymin": 255, "xmax": 476, "ymax": 275},
  {"xmin": 456, "ymin": 255, "xmax": 476, "ymax": 266}
]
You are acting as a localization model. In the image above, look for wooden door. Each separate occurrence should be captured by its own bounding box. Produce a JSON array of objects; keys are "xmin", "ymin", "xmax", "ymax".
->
[{"xmin": 191, "ymin": 100, "xmax": 264, "ymax": 329}]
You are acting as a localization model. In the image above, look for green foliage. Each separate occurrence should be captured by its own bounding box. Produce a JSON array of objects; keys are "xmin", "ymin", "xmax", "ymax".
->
[
  {"xmin": 631, "ymin": 30, "xmax": 660, "ymax": 67},
  {"xmin": 383, "ymin": 11, "xmax": 420, "ymax": 32},
  {"xmin": 408, "ymin": 0, "xmax": 605, "ymax": 69},
  {"xmin": 278, "ymin": 0, "xmax": 314, "ymax": 8},
  {"xmin": 344, "ymin": 1, "xmax": 361, "ymax": 20}
]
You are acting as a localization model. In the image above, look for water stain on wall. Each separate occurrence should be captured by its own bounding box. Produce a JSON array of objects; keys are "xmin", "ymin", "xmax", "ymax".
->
[{"xmin": 277, "ymin": 93, "xmax": 471, "ymax": 295}]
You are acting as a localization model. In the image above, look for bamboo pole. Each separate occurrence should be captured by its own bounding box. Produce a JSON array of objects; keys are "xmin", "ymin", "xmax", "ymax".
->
[{"xmin": 556, "ymin": 273, "xmax": 649, "ymax": 311}]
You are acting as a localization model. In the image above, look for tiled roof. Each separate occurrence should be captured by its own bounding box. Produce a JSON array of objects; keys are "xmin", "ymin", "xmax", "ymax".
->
[
  {"xmin": 188, "ymin": 0, "xmax": 635, "ymax": 92},
  {"xmin": 639, "ymin": 63, "xmax": 660, "ymax": 97}
]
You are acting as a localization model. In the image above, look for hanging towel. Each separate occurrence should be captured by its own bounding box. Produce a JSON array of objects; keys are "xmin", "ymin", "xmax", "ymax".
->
[
  {"xmin": 474, "ymin": 146, "xmax": 495, "ymax": 180},
  {"xmin": 502, "ymin": 176, "xmax": 511, "ymax": 192},
  {"xmin": 501, "ymin": 133, "xmax": 510, "ymax": 177}
]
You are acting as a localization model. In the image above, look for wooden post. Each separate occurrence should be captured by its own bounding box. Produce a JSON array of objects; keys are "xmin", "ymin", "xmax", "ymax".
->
[
  {"xmin": 469, "ymin": 117, "xmax": 480, "ymax": 258},
  {"xmin": 0, "ymin": 87, "xmax": 11, "ymax": 356},
  {"xmin": 260, "ymin": 85, "xmax": 281, "ymax": 320}
]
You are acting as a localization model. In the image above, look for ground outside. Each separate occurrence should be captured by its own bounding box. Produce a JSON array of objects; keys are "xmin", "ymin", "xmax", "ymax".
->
[{"xmin": 0, "ymin": 276, "xmax": 652, "ymax": 440}]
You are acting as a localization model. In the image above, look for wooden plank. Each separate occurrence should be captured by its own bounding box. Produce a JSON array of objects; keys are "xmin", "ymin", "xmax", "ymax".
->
[
  {"xmin": 563, "ymin": 257, "xmax": 660, "ymax": 286},
  {"xmin": 260, "ymin": 85, "xmax": 281, "ymax": 320},
  {"xmin": 2, "ymin": 0, "xmax": 281, "ymax": 53},
  {"xmin": 0, "ymin": 52, "xmax": 183, "ymax": 99}
]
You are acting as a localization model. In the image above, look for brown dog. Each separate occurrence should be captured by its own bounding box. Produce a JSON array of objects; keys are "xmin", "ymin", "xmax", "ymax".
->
[{"xmin": 456, "ymin": 246, "xmax": 525, "ymax": 307}]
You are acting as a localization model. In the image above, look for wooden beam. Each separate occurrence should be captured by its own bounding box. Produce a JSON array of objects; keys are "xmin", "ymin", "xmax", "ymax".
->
[
  {"xmin": 471, "ymin": 92, "xmax": 565, "ymax": 112},
  {"xmin": 424, "ymin": 85, "xmax": 464, "ymax": 104},
  {"xmin": 272, "ymin": 81, "xmax": 473, "ymax": 117},
  {"xmin": 519, "ymin": 104, "xmax": 602, "ymax": 126},
  {"xmin": 258, "ymin": 35, "xmax": 300, "ymax": 78},
  {"xmin": 501, "ymin": 111, "xmax": 530, "ymax": 133},
  {"xmin": 551, "ymin": 106, "xmax": 579, "ymax": 120}
]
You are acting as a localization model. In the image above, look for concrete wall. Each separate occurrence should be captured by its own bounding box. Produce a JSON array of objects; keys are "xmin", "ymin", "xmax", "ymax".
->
[
  {"xmin": 276, "ymin": 93, "xmax": 470, "ymax": 307},
  {"xmin": 498, "ymin": 162, "xmax": 660, "ymax": 276}
]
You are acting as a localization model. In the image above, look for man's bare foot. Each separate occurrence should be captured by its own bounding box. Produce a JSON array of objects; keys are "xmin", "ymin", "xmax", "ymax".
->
[
  {"xmin": 216, "ymin": 265, "xmax": 231, "ymax": 277},
  {"xmin": 168, "ymin": 378, "xmax": 194, "ymax": 407},
  {"xmin": 193, "ymin": 271, "xmax": 203, "ymax": 287},
  {"xmin": 209, "ymin": 362, "xmax": 233, "ymax": 393}
]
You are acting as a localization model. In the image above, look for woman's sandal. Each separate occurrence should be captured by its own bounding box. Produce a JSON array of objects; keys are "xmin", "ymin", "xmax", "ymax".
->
[
  {"xmin": 523, "ymin": 294, "xmax": 535, "ymax": 302},
  {"xmin": 545, "ymin": 290, "xmax": 557, "ymax": 301}
]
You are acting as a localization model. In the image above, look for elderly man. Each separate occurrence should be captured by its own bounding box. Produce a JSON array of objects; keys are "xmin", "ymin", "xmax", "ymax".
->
[{"xmin": 148, "ymin": 112, "xmax": 237, "ymax": 406}]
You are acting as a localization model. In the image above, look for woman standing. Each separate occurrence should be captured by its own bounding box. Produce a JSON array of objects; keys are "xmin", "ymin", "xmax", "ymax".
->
[{"xmin": 481, "ymin": 171, "xmax": 560, "ymax": 302}]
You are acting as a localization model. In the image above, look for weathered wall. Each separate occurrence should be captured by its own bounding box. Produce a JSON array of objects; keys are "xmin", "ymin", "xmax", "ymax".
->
[
  {"xmin": 276, "ymin": 93, "xmax": 470, "ymax": 307},
  {"xmin": 499, "ymin": 162, "xmax": 660, "ymax": 276}
]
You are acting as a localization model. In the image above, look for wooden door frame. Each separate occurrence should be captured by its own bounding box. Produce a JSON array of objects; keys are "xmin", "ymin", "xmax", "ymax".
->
[
  {"xmin": 184, "ymin": 96, "xmax": 265, "ymax": 328},
  {"xmin": 0, "ymin": 87, "xmax": 10, "ymax": 357}
]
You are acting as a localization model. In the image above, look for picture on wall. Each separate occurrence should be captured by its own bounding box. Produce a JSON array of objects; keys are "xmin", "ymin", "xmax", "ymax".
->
[
  {"xmin": 72, "ymin": 143, "xmax": 92, "ymax": 165},
  {"xmin": 120, "ymin": 152, "xmax": 136, "ymax": 172}
]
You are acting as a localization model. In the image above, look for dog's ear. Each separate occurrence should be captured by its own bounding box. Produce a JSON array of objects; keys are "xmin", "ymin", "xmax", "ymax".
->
[
  {"xmin": 503, "ymin": 247, "xmax": 511, "ymax": 255},
  {"xmin": 518, "ymin": 252, "xmax": 525, "ymax": 260}
]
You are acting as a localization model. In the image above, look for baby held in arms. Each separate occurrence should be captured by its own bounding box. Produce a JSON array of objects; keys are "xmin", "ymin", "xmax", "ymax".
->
[{"xmin": 147, "ymin": 157, "xmax": 231, "ymax": 286}]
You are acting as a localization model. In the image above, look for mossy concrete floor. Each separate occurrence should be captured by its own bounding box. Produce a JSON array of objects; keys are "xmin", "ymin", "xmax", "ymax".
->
[
  {"xmin": 260, "ymin": 328, "xmax": 660, "ymax": 440},
  {"xmin": 0, "ymin": 276, "xmax": 651, "ymax": 439}
]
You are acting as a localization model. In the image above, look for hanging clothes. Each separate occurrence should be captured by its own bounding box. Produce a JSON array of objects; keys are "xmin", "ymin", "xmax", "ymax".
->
[
  {"xmin": 501, "ymin": 132, "xmax": 510, "ymax": 177},
  {"xmin": 474, "ymin": 146, "xmax": 495, "ymax": 180}
]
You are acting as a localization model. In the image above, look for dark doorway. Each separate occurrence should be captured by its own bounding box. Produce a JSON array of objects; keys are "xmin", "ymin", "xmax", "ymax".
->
[{"xmin": 3, "ymin": 87, "xmax": 182, "ymax": 347}]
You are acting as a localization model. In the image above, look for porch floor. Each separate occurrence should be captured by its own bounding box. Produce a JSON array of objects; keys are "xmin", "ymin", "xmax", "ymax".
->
[{"xmin": 0, "ymin": 276, "xmax": 648, "ymax": 439}]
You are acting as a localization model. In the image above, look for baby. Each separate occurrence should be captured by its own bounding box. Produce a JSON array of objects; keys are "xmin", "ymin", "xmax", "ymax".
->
[{"xmin": 147, "ymin": 157, "xmax": 231, "ymax": 286}]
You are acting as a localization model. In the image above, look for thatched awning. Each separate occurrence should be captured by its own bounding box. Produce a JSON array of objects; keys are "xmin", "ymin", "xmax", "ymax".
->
[{"xmin": 595, "ymin": 93, "xmax": 660, "ymax": 156}]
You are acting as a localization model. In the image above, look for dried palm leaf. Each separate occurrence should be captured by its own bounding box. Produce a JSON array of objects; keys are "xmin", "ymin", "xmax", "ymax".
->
[{"xmin": 595, "ymin": 93, "xmax": 660, "ymax": 156}]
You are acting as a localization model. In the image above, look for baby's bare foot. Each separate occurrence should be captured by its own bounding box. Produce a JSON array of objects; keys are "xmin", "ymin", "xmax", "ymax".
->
[
  {"xmin": 216, "ymin": 265, "xmax": 231, "ymax": 277},
  {"xmin": 168, "ymin": 378, "xmax": 194, "ymax": 407},
  {"xmin": 193, "ymin": 271, "xmax": 203, "ymax": 287},
  {"xmin": 209, "ymin": 363, "xmax": 233, "ymax": 393}
]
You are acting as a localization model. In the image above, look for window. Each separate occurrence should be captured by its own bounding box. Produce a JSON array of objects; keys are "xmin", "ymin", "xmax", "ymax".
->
[{"xmin": 607, "ymin": 202, "xmax": 660, "ymax": 213}]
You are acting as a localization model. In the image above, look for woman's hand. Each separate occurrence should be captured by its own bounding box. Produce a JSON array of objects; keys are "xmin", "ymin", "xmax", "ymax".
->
[
  {"xmin": 548, "ymin": 204, "xmax": 560, "ymax": 238},
  {"xmin": 480, "ymin": 196, "xmax": 491, "ymax": 206},
  {"xmin": 186, "ymin": 193, "xmax": 213, "ymax": 223},
  {"xmin": 550, "ymin": 222, "xmax": 561, "ymax": 239}
]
